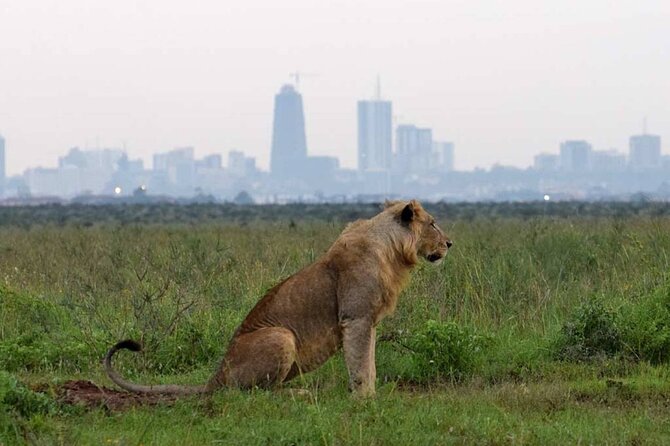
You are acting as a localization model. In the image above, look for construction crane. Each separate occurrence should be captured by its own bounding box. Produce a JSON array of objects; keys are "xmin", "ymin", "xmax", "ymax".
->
[{"xmin": 289, "ymin": 71, "xmax": 318, "ymax": 90}]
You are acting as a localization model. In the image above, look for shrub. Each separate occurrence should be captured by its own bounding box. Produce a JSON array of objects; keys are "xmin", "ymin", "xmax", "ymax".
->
[
  {"xmin": 620, "ymin": 281, "xmax": 670, "ymax": 363},
  {"xmin": 0, "ymin": 335, "xmax": 96, "ymax": 373},
  {"xmin": 406, "ymin": 320, "xmax": 490, "ymax": 382},
  {"xmin": 0, "ymin": 289, "xmax": 106, "ymax": 373},
  {"xmin": 0, "ymin": 371, "xmax": 61, "ymax": 445},
  {"xmin": 0, "ymin": 372, "xmax": 56, "ymax": 419},
  {"xmin": 555, "ymin": 297, "xmax": 623, "ymax": 361}
]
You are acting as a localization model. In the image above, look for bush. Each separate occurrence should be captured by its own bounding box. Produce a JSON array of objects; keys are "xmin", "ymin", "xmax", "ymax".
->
[
  {"xmin": 555, "ymin": 297, "xmax": 623, "ymax": 361},
  {"xmin": 0, "ymin": 335, "xmax": 97, "ymax": 373},
  {"xmin": 0, "ymin": 289, "xmax": 106, "ymax": 373},
  {"xmin": 405, "ymin": 320, "xmax": 490, "ymax": 382},
  {"xmin": 0, "ymin": 372, "xmax": 56, "ymax": 418},
  {"xmin": 555, "ymin": 282, "xmax": 670, "ymax": 364},
  {"xmin": 620, "ymin": 282, "xmax": 670, "ymax": 363},
  {"xmin": 0, "ymin": 371, "xmax": 60, "ymax": 445}
]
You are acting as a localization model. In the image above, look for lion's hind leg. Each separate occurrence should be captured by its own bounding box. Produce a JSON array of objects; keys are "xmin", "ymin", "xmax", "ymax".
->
[{"xmin": 224, "ymin": 327, "xmax": 298, "ymax": 389}]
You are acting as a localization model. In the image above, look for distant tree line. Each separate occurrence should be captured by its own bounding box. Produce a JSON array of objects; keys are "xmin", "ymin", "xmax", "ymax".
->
[{"xmin": 0, "ymin": 201, "xmax": 668, "ymax": 228}]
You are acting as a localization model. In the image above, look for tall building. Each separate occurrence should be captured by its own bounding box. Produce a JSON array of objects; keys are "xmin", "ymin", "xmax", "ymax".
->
[
  {"xmin": 662, "ymin": 155, "xmax": 670, "ymax": 170},
  {"xmin": 52, "ymin": 147, "xmax": 125, "ymax": 195},
  {"xmin": 59, "ymin": 147, "xmax": 123, "ymax": 171},
  {"xmin": 433, "ymin": 141, "xmax": 455, "ymax": 172},
  {"xmin": 395, "ymin": 125, "xmax": 433, "ymax": 174},
  {"xmin": 629, "ymin": 134, "xmax": 661, "ymax": 169},
  {"xmin": 228, "ymin": 150, "xmax": 257, "ymax": 178},
  {"xmin": 195, "ymin": 154, "xmax": 222, "ymax": 170},
  {"xmin": 357, "ymin": 99, "xmax": 392, "ymax": 171},
  {"xmin": 25, "ymin": 166, "xmax": 80, "ymax": 198},
  {"xmin": 534, "ymin": 153, "xmax": 560, "ymax": 171},
  {"xmin": 591, "ymin": 150, "xmax": 626, "ymax": 172},
  {"xmin": 0, "ymin": 134, "xmax": 5, "ymax": 197},
  {"xmin": 153, "ymin": 147, "xmax": 196, "ymax": 195},
  {"xmin": 153, "ymin": 147, "xmax": 194, "ymax": 171},
  {"xmin": 560, "ymin": 140, "xmax": 592, "ymax": 172},
  {"xmin": 270, "ymin": 84, "xmax": 308, "ymax": 178}
]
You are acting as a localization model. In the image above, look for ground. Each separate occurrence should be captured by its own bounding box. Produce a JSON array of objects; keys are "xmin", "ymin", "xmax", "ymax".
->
[{"xmin": 1, "ymin": 202, "xmax": 670, "ymax": 445}]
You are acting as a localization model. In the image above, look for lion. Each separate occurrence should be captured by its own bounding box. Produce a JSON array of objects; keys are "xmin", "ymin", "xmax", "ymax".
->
[{"xmin": 104, "ymin": 199, "xmax": 452, "ymax": 397}]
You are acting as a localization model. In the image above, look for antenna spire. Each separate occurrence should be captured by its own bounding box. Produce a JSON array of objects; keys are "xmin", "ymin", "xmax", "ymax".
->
[
  {"xmin": 289, "ymin": 71, "xmax": 300, "ymax": 90},
  {"xmin": 375, "ymin": 75, "xmax": 381, "ymax": 100}
]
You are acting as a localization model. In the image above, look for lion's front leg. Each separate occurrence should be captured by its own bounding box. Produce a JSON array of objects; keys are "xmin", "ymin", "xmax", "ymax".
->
[{"xmin": 341, "ymin": 318, "xmax": 376, "ymax": 397}]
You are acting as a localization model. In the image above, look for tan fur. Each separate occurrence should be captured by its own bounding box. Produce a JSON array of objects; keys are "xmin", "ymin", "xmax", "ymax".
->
[{"xmin": 104, "ymin": 200, "xmax": 452, "ymax": 397}]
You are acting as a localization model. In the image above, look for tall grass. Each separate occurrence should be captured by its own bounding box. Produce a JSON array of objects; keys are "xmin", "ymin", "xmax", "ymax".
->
[
  {"xmin": 2, "ymin": 210, "xmax": 670, "ymax": 444},
  {"xmin": 1, "ymin": 216, "xmax": 668, "ymax": 376}
]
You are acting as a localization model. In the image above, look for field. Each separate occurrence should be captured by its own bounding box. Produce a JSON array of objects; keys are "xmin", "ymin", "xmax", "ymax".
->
[{"xmin": 1, "ymin": 202, "xmax": 670, "ymax": 445}]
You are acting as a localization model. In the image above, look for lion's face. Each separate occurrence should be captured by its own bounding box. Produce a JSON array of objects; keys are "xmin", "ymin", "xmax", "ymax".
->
[{"xmin": 393, "ymin": 200, "xmax": 453, "ymax": 265}]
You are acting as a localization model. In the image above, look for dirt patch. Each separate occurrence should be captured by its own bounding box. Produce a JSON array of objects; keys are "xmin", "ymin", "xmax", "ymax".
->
[{"xmin": 55, "ymin": 380, "xmax": 178, "ymax": 412}]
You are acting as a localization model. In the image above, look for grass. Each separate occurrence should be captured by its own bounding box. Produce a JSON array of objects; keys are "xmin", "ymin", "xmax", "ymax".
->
[
  {"xmin": 1, "ymin": 203, "xmax": 670, "ymax": 444},
  {"xmin": 7, "ymin": 372, "xmax": 670, "ymax": 445}
]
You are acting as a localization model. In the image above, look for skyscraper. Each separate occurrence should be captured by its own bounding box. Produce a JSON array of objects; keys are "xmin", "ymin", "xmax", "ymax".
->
[
  {"xmin": 533, "ymin": 153, "xmax": 560, "ymax": 171},
  {"xmin": 560, "ymin": 140, "xmax": 592, "ymax": 172},
  {"xmin": 629, "ymin": 134, "xmax": 661, "ymax": 169},
  {"xmin": 591, "ymin": 150, "xmax": 626, "ymax": 172},
  {"xmin": 357, "ymin": 99, "xmax": 392, "ymax": 171},
  {"xmin": 0, "ymin": 134, "xmax": 4, "ymax": 197},
  {"xmin": 270, "ymin": 84, "xmax": 308, "ymax": 178},
  {"xmin": 395, "ymin": 125, "xmax": 433, "ymax": 174},
  {"xmin": 153, "ymin": 147, "xmax": 196, "ymax": 195},
  {"xmin": 433, "ymin": 141, "xmax": 455, "ymax": 172}
]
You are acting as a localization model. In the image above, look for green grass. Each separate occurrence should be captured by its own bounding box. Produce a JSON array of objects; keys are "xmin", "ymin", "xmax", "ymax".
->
[
  {"xmin": 6, "ymin": 374, "xmax": 670, "ymax": 445},
  {"xmin": 2, "ymin": 207, "xmax": 670, "ymax": 444}
]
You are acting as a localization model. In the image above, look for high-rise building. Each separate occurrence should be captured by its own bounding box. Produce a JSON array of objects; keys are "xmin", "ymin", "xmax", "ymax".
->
[
  {"xmin": 59, "ymin": 147, "xmax": 123, "ymax": 171},
  {"xmin": 433, "ymin": 141, "xmax": 455, "ymax": 172},
  {"xmin": 357, "ymin": 99, "xmax": 392, "ymax": 171},
  {"xmin": 153, "ymin": 147, "xmax": 194, "ymax": 171},
  {"xmin": 560, "ymin": 140, "xmax": 592, "ymax": 172},
  {"xmin": 534, "ymin": 153, "xmax": 560, "ymax": 171},
  {"xmin": 153, "ymin": 147, "xmax": 195, "ymax": 195},
  {"xmin": 395, "ymin": 125, "xmax": 433, "ymax": 174},
  {"xmin": 270, "ymin": 84, "xmax": 308, "ymax": 178},
  {"xmin": 228, "ymin": 150, "xmax": 257, "ymax": 178},
  {"xmin": 629, "ymin": 134, "xmax": 661, "ymax": 169},
  {"xmin": 53, "ymin": 147, "xmax": 125, "ymax": 195},
  {"xmin": 25, "ymin": 166, "xmax": 80, "ymax": 198},
  {"xmin": 591, "ymin": 150, "xmax": 626, "ymax": 172},
  {"xmin": 197, "ymin": 154, "xmax": 222, "ymax": 170},
  {"xmin": 0, "ymin": 134, "xmax": 5, "ymax": 197}
]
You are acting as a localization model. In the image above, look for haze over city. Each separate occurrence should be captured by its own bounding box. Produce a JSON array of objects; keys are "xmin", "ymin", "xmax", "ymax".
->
[{"xmin": 1, "ymin": 0, "xmax": 669, "ymax": 177}]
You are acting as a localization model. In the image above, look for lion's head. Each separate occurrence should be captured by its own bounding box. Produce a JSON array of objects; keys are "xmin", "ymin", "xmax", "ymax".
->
[{"xmin": 385, "ymin": 200, "xmax": 453, "ymax": 265}]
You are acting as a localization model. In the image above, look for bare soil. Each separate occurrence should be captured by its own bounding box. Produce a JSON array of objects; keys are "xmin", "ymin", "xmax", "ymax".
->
[{"xmin": 55, "ymin": 380, "xmax": 177, "ymax": 411}]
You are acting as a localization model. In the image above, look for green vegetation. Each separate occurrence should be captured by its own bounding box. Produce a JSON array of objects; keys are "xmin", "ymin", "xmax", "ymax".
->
[{"xmin": 1, "ymin": 202, "xmax": 670, "ymax": 444}]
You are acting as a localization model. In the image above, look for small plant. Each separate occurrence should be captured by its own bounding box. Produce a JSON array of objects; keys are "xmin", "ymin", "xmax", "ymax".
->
[
  {"xmin": 405, "ymin": 320, "xmax": 489, "ymax": 382},
  {"xmin": 555, "ymin": 297, "xmax": 623, "ymax": 362},
  {"xmin": 0, "ymin": 372, "xmax": 66, "ymax": 445},
  {"xmin": 0, "ymin": 372, "xmax": 56, "ymax": 419},
  {"xmin": 620, "ymin": 281, "xmax": 670, "ymax": 363}
]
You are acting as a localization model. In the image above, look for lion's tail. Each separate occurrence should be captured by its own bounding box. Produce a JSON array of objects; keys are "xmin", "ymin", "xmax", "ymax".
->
[{"xmin": 104, "ymin": 340, "xmax": 208, "ymax": 395}]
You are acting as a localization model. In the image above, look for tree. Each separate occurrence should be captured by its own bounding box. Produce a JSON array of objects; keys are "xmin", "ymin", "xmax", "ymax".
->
[{"xmin": 233, "ymin": 190, "xmax": 254, "ymax": 205}]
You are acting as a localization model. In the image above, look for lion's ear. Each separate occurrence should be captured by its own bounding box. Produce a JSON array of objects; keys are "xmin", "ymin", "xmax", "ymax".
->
[
  {"xmin": 384, "ymin": 199, "xmax": 399, "ymax": 209},
  {"xmin": 401, "ymin": 202, "xmax": 415, "ymax": 223}
]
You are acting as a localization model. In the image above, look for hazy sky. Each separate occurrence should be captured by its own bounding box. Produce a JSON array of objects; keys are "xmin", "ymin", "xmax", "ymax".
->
[{"xmin": 1, "ymin": 0, "xmax": 669, "ymax": 175}]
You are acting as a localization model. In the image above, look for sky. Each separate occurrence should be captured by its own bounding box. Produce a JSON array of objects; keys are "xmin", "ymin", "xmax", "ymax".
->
[{"xmin": 0, "ymin": 0, "xmax": 669, "ymax": 175}]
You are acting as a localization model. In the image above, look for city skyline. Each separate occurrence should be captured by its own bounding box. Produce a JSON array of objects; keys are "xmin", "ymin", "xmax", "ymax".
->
[
  {"xmin": 1, "ymin": 1, "xmax": 669, "ymax": 176},
  {"xmin": 2, "ymin": 79, "xmax": 668, "ymax": 203},
  {"xmin": 1, "ymin": 93, "xmax": 665, "ymax": 179}
]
